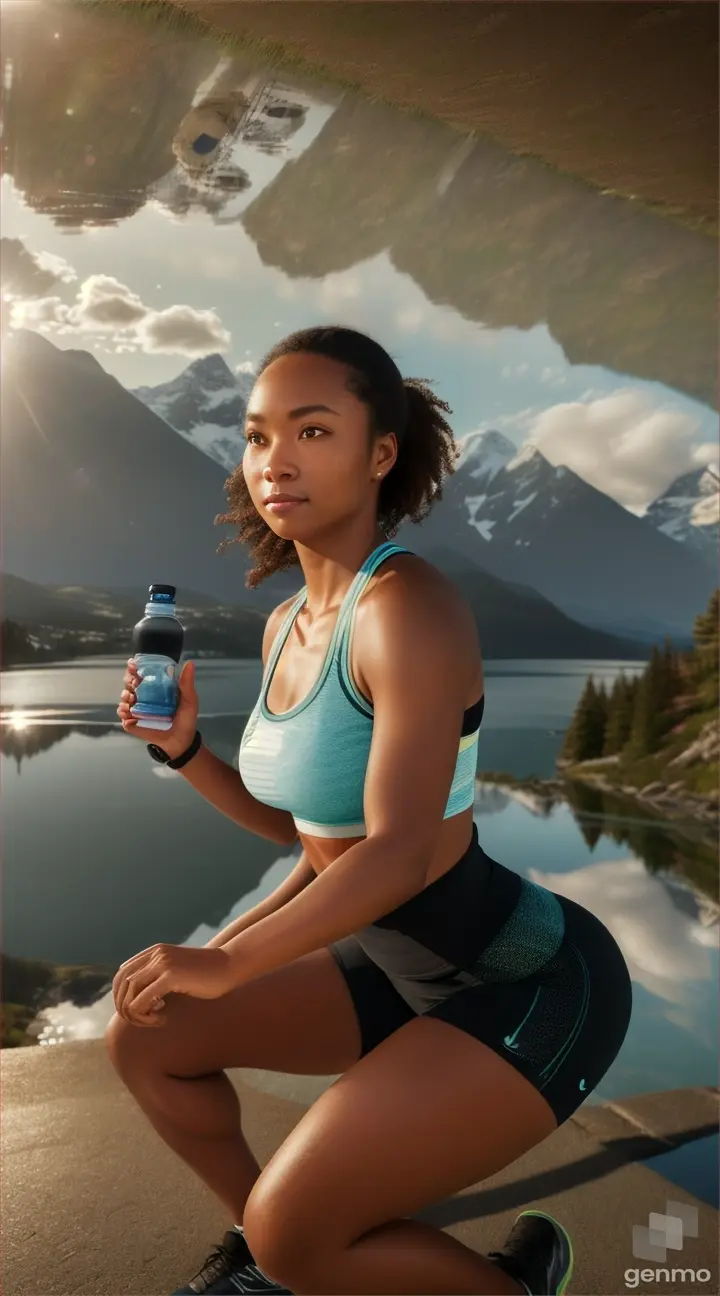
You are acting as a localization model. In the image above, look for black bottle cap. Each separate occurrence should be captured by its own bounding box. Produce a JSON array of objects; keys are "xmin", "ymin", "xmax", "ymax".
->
[{"xmin": 148, "ymin": 583, "xmax": 176, "ymax": 602}]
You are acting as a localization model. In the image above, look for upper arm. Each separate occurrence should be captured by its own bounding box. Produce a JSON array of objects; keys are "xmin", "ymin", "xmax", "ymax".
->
[{"xmin": 357, "ymin": 564, "xmax": 479, "ymax": 861}]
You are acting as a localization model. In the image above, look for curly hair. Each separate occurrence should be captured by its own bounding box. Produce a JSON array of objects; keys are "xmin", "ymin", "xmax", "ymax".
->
[{"xmin": 215, "ymin": 325, "xmax": 458, "ymax": 588}]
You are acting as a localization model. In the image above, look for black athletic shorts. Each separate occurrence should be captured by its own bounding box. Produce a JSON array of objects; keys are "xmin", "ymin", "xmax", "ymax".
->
[{"xmin": 329, "ymin": 824, "xmax": 632, "ymax": 1126}]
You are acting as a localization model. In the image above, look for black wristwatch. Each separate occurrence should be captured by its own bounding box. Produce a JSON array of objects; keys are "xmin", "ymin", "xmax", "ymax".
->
[{"xmin": 147, "ymin": 730, "xmax": 202, "ymax": 770}]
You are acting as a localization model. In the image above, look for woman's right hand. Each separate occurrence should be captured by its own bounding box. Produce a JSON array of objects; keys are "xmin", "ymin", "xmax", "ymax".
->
[{"xmin": 117, "ymin": 658, "xmax": 199, "ymax": 758}]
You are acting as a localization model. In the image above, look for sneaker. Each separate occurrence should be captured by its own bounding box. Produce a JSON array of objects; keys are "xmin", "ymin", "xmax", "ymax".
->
[
  {"xmin": 488, "ymin": 1209, "xmax": 574, "ymax": 1295},
  {"xmin": 171, "ymin": 1228, "xmax": 293, "ymax": 1295}
]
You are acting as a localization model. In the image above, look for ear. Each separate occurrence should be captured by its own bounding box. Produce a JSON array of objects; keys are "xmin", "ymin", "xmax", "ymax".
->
[{"xmin": 372, "ymin": 433, "xmax": 398, "ymax": 479}]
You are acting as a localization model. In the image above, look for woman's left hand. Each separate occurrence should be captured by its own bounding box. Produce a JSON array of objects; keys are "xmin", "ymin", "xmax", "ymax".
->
[{"xmin": 113, "ymin": 944, "xmax": 235, "ymax": 1025}]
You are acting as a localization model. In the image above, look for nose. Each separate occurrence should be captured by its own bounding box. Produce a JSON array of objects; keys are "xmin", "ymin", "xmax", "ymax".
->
[{"xmin": 262, "ymin": 444, "xmax": 298, "ymax": 483}]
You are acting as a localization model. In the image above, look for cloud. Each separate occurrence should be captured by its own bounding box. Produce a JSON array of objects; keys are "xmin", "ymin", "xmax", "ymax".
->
[
  {"xmin": 8, "ymin": 295, "xmax": 67, "ymax": 330},
  {"xmin": 494, "ymin": 407, "xmax": 540, "ymax": 434},
  {"xmin": 691, "ymin": 441, "xmax": 720, "ymax": 471},
  {"xmin": 33, "ymin": 249, "xmax": 78, "ymax": 284},
  {"xmin": 528, "ymin": 858, "xmax": 718, "ymax": 1009},
  {"xmin": 9, "ymin": 272, "xmax": 231, "ymax": 358},
  {"xmin": 539, "ymin": 365, "xmax": 566, "ymax": 387},
  {"xmin": 522, "ymin": 388, "xmax": 717, "ymax": 510},
  {"xmin": 136, "ymin": 304, "xmax": 231, "ymax": 355},
  {"xmin": 71, "ymin": 274, "xmax": 147, "ymax": 329},
  {"xmin": 1, "ymin": 237, "xmax": 77, "ymax": 297},
  {"xmin": 235, "ymin": 360, "xmax": 255, "ymax": 374}
]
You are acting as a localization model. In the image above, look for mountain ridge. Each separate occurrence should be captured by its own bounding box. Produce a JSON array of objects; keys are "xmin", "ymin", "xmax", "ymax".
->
[
  {"xmin": 400, "ymin": 427, "xmax": 716, "ymax": 637},
  {"xmin": 131, "ymin": 353, "xmax": 252, "ymax": 474}
]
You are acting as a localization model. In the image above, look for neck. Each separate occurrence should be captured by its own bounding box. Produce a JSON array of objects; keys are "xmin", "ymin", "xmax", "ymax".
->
[{"xmin": 294, "ymin": 522, "xmax": 387, "ymax": 617}]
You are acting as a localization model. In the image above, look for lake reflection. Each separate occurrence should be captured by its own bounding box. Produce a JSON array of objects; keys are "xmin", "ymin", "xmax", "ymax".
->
[{"xmin": 3, "ymin": 659, "xmax": 717, "ymax": 1109}]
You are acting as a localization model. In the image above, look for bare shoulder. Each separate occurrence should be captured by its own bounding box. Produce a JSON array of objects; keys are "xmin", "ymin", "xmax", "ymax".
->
[
  {"xmin": 262, "ymin": 594, "xmax": 298, "ymax": 667},
  {"xmin": 369, "ymin": 552, "xmax": 476, "ymax": 636},
  {"xmin": 355, "ymin": 552, "xmax": 481, "ymax": 692}
]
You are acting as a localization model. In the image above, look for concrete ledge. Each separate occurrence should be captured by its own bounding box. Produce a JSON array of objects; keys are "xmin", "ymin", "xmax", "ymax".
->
[
  {"xmin": 572, "ymin": 1086, "xmax": 719, "ymax": 1149},
  {"xmin": 3, "ymin": 1042, "xmax": 718, "ymax": 1296}
]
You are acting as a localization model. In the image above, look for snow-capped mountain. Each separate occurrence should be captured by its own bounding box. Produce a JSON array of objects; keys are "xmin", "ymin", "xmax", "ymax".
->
[
  {"xmin": 132, "ymin": 355, "xmax": 253, "ymax": 473},
  {"xmin": 643, "ymin": 466, "xmax": 719, "ymax": 564},
  {"xmin": 401, "ymin": 428, "xmax": 717, "ymax": 638},
  {"xmin": 453, "ymin": 430, "xmax": 567, "ymax": 542}
]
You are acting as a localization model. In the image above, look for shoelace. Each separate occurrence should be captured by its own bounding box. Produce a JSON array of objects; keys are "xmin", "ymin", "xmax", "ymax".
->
[{"xmin": 191, "ymin": 1242, "xmax": 237, "ymax": 1290}]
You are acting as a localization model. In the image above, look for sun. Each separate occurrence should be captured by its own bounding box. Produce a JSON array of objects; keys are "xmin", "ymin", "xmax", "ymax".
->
[{"xmin": 7, "ymin": 712, "xmax": 32, "ymax": 732}]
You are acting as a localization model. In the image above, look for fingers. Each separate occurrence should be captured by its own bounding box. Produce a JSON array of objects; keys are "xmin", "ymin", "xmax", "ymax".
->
[
  {"xmin": 115, "ymin": 975, "xmax": 159, "ymax": 1026},
  {"xmin": 118, "ymin": 658, "xmax": 140, "ymax": 726},
  {"xmin": 179, "ymin": 659, "xmax": 195, "ymax": 691},
  {"xmin": 123, "ymin": 659, "xmax": 141, "ymax": 690},
  {"xmin": 128, "ymin": 1004, "xmax": 166, "ymax": 1028},
  {"xmin": 131, "ymin": 979, "xmax": 171, "ymax": 1021},
  {"xmin": 113, "ymin": 950, "xmax": 167, "ymax": 1027}
]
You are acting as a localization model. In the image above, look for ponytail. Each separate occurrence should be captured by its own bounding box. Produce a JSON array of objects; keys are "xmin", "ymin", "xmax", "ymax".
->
[{"xmin": 377, "ymin": 377, "xmax": 457, "ymax": 535}]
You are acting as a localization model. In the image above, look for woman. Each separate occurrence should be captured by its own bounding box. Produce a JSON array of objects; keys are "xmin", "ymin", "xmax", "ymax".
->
[{"xmin": 111, "ymin": 326, "xmax": 632, "ymax": 1296}]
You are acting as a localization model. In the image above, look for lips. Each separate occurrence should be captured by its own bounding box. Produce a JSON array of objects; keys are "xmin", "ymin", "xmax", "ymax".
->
[{"xmin": 264, "ymin": 494, "xmax": 308, "ymax": 513}]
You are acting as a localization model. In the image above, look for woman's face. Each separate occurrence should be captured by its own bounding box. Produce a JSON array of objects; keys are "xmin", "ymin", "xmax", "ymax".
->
[{"xmin": 243, "ymin": 352, "xmax": 396, "ymax": 543}]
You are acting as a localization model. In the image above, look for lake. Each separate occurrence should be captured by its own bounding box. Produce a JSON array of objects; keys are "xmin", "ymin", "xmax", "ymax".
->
[{"xmin": 3, "ymin": 656, "xmax": 717, "ymax": 1125}]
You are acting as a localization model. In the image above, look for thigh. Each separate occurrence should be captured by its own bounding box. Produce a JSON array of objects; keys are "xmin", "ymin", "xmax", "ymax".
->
[
  {"xmin": 243, "ymin": 1016, "xmax": 557, "ymax": 1271},
  {"xmin": 107, "ymin": 946, "xmax": 364, "ymax": 1079}
]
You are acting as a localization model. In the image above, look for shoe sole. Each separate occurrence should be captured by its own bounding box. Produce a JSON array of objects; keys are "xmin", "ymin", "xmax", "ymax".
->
[{"xmin": 518, "ymin": 1209, "xmax": 574, "ymax": 1295}]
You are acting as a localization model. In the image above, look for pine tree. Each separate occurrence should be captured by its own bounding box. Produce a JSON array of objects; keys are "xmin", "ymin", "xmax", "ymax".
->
[
  {"xmin": 1, "ymin": 619, "xmax": 37, "ymax": 668},
  {"xmin": 627, "ymin": 650, "xmax": 666, "ymax": 757},
  {"xmin": 692, "ymin": 589, "xmax": 719, "ymax": 704},
  {"xmin": 561, "ymin": 675, "xmax": 607, "ymax": 763},
  {"xmin": 603, "ymin": 674, "xmax": 635, "ymax": 755},
  {"xmin": 656, "ymin": 635, "xmax": 683, "ymax": 711}
]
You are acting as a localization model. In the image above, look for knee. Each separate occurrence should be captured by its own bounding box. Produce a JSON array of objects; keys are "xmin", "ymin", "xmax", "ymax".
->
[
  {"xmin": 105, "ymin": 1011, "xmax": 160, "ymax": 1081},
  {"xmin": 243, "ymin": 1176, "xmax": 320, "ymax": 1291}
]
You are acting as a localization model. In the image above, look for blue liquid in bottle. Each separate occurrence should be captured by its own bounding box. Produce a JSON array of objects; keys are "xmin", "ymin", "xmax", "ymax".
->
[{"xmin": 130, "ymin": 584, "xmax": 184, "ymax": 731}]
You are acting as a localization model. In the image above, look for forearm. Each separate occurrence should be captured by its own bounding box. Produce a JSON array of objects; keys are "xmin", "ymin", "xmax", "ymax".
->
[
  {"xmin": 224, "ymin": 835, "xmax": 426, "ymax": 982},
  {"xmin": 204, "ymin": 851, "xmax": 315, "ymax": 949},
  {"xmin": 179, "ymin": 742, "xmax": 297, "ymax": 846}
]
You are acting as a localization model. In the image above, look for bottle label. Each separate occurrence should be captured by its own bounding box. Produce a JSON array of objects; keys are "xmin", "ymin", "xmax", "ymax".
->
[{"xmin": 131, "ymin": 653, "xmax": 180, "ymax": 720}]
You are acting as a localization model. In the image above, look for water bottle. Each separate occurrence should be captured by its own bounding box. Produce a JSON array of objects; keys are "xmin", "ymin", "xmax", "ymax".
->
[{"xmin": 130, "ymin": 584, "xmax": 184, "ymax": 731}]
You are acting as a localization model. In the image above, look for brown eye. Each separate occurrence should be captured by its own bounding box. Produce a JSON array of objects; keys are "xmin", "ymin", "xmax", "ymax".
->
[{"xmin": 300, "ymin": 426, "xmax": 327, "ymax": 440}]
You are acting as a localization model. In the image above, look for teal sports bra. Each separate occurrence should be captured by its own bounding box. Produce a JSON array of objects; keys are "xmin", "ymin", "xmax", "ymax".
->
[{"xmin": 238, "ymin": 541, "xmax": 483, "ymax": 839}]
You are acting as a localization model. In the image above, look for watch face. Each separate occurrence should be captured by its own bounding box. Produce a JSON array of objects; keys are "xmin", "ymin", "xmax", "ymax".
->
[{"xmin": 147, "ymin": 743, "xmax": 170, "ymax": 763}]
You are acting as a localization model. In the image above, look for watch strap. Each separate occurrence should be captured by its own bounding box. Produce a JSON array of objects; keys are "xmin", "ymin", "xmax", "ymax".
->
[{"xmin": 167, "ymin": 730, "xmax": 202, "ymax": 770}]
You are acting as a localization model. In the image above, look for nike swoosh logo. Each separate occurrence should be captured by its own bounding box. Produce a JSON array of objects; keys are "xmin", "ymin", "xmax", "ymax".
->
[
  {"xmin": 503, "ymin": 1037, "xmax": 520, "ymax": 1050},
  {"xmin": 579, "ymin": 1078, "xmax": 587, "ymax": 1091}
]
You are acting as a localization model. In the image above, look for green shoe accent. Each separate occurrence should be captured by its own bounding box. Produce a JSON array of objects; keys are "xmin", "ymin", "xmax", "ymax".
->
[{"xmin": 517, "ymin": 1210, "xmax": 574, "ymax": 1294}]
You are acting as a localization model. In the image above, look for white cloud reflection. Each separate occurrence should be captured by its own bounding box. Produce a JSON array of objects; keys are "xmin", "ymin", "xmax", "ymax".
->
[
  {"xmin": 529, "ymin": 858, "xmax": 719, "ymax": 1011},
  {"xmin": 32, "ymin": 851, "xmax": 299, "ymax": 1046}
]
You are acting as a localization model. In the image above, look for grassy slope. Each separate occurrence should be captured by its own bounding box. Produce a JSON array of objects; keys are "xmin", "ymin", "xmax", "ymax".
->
[{"xmin": 567, "ymin": 703, "xmax": 718, "ymax": 799}]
